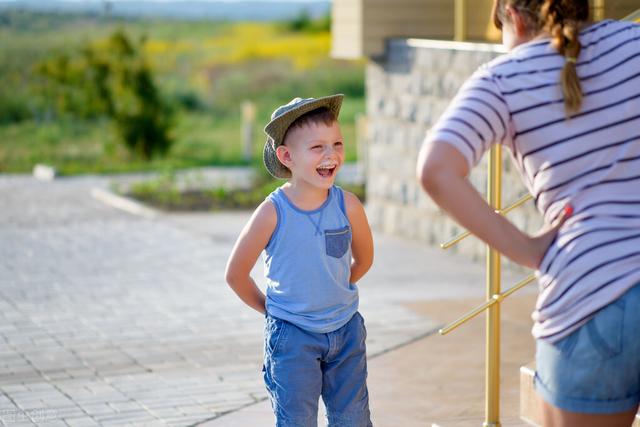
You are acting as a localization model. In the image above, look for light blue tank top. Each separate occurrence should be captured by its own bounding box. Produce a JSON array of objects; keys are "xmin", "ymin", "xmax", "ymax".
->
[{"xmin": 263, "ymin": 185, "xmax": 358, "ymax": 333}]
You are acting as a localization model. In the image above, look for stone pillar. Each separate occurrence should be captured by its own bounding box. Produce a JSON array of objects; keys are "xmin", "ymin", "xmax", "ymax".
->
[{"xmin": 365, "ymin": 38, "xmax": 542, "ymax": 264}]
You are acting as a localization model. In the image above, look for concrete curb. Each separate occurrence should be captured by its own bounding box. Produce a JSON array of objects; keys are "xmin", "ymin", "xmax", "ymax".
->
[{"xmin": 91, "ymin": 187, "xmax": 159, "ymax": 219}]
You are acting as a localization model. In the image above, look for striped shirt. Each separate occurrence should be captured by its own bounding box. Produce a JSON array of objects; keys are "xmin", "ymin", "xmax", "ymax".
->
[{"xmin": 427, "ymin": 20, "xmax": 640, "ymax": 342}]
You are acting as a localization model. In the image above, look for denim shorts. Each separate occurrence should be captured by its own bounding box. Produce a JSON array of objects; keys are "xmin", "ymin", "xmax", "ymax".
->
[
  {"xmin": 263, "ymin": 312, "xmax": 372, "ymax": 427},
  {"xmin": 535, "ymin": 283, "xmax": 640, "ymax": 414}
]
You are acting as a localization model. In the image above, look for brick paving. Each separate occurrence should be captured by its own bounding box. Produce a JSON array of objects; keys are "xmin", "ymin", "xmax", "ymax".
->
[{"xmin": 0, "ymin": 174, "xmax": 444, "ymax": 427}]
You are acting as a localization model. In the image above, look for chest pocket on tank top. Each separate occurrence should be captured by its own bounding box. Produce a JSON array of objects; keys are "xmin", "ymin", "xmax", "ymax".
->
[{"xmin": 324, "ymin": 225, "xmax": 351, "ymax": 258}]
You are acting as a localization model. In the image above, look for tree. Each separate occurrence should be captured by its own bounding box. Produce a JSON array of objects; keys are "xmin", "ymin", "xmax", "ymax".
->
[{"xmin": 36, "ymin": 29, "xmax": 174, "ymax": 160}]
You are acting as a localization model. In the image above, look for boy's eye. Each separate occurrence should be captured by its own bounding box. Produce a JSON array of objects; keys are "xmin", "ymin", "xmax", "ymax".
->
[
  {"xmin": 311, "ymin": 145, "xmax": 322, "ymax": 150},
  {"xmin": 334, "ymin": 141, "xmax": 343, "ymax": 147}
]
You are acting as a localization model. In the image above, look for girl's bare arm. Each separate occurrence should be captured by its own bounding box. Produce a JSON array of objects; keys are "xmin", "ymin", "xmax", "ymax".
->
[{"xmin": 416, "ymin": 141, "xmax": 568, "ymax": 270}]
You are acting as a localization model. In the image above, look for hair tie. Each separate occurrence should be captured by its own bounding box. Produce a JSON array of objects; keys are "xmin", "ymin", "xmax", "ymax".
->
[{"xmin": 566, "ymin": 56, "xmax": 577, "ymax": 63}]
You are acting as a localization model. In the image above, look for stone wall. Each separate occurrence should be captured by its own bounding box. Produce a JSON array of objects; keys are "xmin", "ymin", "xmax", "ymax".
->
[{"xmin": 365, "ymin": 38, "xmax": 544, "ymax": 264}]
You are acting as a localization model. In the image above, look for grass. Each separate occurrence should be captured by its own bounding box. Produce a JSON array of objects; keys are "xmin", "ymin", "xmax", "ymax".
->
[
  {"xmin": 0, "ymin": 101, "xmax": 361, "ymax": 175},
  {"xmin": 128, "ymin": 172, "xmax": 366, "ymax": 212},
  {"xmin": 0, "ymin": 11, "xmax": 365, "ymax": 175}
]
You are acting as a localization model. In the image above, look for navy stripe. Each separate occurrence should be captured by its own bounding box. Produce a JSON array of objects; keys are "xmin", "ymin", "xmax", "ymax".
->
[
  {"xmin": 582, "ymin": 22, "xmax": 637, "ymax": 49},
  {"xmin": 496, "ymin": 65, "xmax": 562, "ymax": 80},
  {"xmin": 496, "ymin": 21, "xmax": 615, "ymax": 68},
  {"xmin": 539, "ymin": 266, "xmax": 640, "ymax": 340},
  {"xmin": 503, "ymin": 81, "xmax": 554, "ymax": 96},
  {"xmin": 471, "ymin": 86, "xmax": 509, "ymax": 107},
  {"xmin": 513, "ymin": 69, "xmax": 640, "ymax": 116},
  {"xmin": 532, "ymin": 135, "xmax": 639, "ymax": 180},
  {"xmin": 539, "ymin": 251, "xmax": 640, "ymax": 311},
  {"xmin": 516, "ymin": 92, "xmax": 640, "ymax": 138},
  {"xmin": 541, "ymin": 189, "xmax": 640, "ymax": 226},
  {"xmin": 534, "ymin": 155, "xmax": 640, "ymax": 204},
  {"xmin": 496, "ymin": 51, "xmax": 554, "ymax": 68},
  {"xmin": 542, "ymin": 233, "xmax": 640, "ymax": 284},
  {"xmin": 539, "ymin": 226, "xmax": 635, "ymax": 275},
  {"xmin": 459, "ymin": 106, "xmax": 497, "ymax": 141},
  {"xmin": 521, "ymin": 113, "xmax": 640, "ymax": 164},
  {"xmin": 582, "ymin": 174, "xmax": 640, "ymax": 192},
  {"xmin": 469, "ymin": 76, "xmax": 514, "ymax": 128},
  {"xmin": 574, "ymin": 50, "xmax": 640, "ymax": 82},
  {"xmin": 563, "ymin": 233, "xmax": 640, "ymax": 271},
  {"xmin": 461, "ymin": 96, "xmax": 507, "ymax": 141},
  {"xmin": 544, "ymin": 181, "xmax": 640, "ymax": 218},
  {"xmin": 581, "ymin": 19, "xmax": 615, "ymax": 35},
  {"xmin": 437, "ymin": 128, "xmax": 478, "ymax": 161},
  {"xmin": 544, "ymin": 198, "xmax": 640, "ymax": 225},
  {"xmin": 570, "ymin": 214, "xmax": 640, "ymax": 222},
  {"xmin": 503, "ymin": 50, "xmax": 640, "ymax": 97},
  {"xmin": 448, "ymin": 117, "xmax": 487, "ymax": 150},
  {"xmin": 497, "ymin": 36, "xmax": 640, "ymax": 81},
  {"xmin": 581, "ymin": 199, "xmax": 640, "ymax": 212}
]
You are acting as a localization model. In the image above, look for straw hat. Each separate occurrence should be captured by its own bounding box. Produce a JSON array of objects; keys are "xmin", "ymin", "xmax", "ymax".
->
[{"xmin": 263, "ymin": 94, "xmax": 344, "ymax": 179}]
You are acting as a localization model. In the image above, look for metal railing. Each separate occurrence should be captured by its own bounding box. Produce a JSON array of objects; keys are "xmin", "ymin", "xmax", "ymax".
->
[{"xmin": 437, "ymin": 144, "xmax": 534, "ymax": 427}]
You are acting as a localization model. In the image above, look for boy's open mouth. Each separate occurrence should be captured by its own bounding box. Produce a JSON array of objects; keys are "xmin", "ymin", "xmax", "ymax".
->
[{"xmin": 317, "ymin": 164, "xmax": 337, "ymax": 178}]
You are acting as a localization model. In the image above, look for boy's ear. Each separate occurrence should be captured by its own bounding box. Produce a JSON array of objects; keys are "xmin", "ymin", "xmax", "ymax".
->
[{"xmin": 275, "ymin": 145, "xmax": 293, "ymax": 169}]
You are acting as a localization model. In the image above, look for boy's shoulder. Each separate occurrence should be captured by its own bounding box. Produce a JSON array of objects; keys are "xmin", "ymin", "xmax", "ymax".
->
[
  {"xmin": 249, "ymin": 197, "xmax": 278, "ymax": 231},
  {"xmin": 338, "ymin": 187, "xmax": 364, "ymax": 218}
]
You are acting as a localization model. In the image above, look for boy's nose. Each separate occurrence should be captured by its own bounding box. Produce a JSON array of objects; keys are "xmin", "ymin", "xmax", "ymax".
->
[{"xmin": 325, "ymin": 145, "xmax": 339, "ymax": 156}]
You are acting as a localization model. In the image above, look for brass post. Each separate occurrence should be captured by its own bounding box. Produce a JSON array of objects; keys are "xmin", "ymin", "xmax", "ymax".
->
[
  {"xmin": 484, "ymin": 145, "xmax": 502, "ymax": 427},
  {"xmin": 593, "ymin": 0, "xmax": 605, "ymax": 21},
  {"xmin": 454, "ymin": 0, "xmax": 467, "ymax": 41}
]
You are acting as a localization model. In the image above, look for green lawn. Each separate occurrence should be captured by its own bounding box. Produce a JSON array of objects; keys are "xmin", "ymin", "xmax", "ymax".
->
[{"xmin": 0, "ymin": 11, "xmax": 365, "ymax": 175}]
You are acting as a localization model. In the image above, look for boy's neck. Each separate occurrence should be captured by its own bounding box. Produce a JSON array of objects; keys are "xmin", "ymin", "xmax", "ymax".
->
[{"xmin": 282, "ymin": 180, "xmax": 331, "ymax": 211}]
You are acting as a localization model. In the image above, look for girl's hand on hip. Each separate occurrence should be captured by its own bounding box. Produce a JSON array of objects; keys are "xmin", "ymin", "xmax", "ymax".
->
[{"xmin": 526, "ymin": 204, "xmax": 573, "ymax": 270}]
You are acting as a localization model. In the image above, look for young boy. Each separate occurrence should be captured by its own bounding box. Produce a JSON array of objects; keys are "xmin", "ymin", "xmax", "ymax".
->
[{"xmin": 225, "ymin": 94, "xmax": 374, "ymax": 427}]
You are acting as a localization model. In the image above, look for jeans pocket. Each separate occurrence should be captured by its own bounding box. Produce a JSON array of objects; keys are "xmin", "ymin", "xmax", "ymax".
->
[
  {"xmin": 559, "ymin": 299, "xmax": 625, "ymax": 362},
  {"xmin": 325, "ymin": 226, "xmax": 351, "ymax": 258},
  {"xmin": 586, "ymin": 298, "xmax": 625, "ymax": 359},
  {"xmin": 265, "ymin": 316, "xmax": 287, "ymax": 356},
  {"xmin": 355, "ymin": 312, "xmax": 367, "ymax": 341}
]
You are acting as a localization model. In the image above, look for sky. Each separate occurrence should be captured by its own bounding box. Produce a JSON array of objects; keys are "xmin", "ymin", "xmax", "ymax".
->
[{"xmin": 0, "ymin": 0, "xmax": 322, "ymax": 2}]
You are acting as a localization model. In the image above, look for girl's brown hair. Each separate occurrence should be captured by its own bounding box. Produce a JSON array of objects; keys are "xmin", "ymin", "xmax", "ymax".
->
[{"xmin": 492, "ymin": 0, "xmax": 590, "ymax": 115}]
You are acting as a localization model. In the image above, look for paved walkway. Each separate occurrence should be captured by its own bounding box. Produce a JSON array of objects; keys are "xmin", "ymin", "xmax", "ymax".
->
[
  {"xmin": 204, "ymin": 295, "xmax": 539, "ymax": 427},
  {"xmin": 1, "ymin": 173, "xmax": 534, "ymax": 427}
]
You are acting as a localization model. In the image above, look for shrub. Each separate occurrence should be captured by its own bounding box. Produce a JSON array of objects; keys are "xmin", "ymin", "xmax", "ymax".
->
[{"xmin": 36, "ymin": 29, "xmax": 174, "ymax": 160}]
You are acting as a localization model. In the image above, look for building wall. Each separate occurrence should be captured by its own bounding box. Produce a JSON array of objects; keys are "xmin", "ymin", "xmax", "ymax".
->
[
  {"xmin": 364, "ymin": 39, "xmax": 544, "ymax": 263},
  {"xmin": 332, "ymin": 0, "xmax": 638, "ymax": 59},
  {"xmin": 332, "ymin": 0, "xmax": 467, "ymax": 58},
  {"xmin": 605, "ymin": 0, "xmax": 640, "ymax": 19},
  {"xmin": 331, "ymin": 0, "xmax": 363, "ymax": 59}
]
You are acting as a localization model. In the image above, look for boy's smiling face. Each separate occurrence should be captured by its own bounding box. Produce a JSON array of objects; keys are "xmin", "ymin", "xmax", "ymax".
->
[{"xmin": 276, "ymin": 121, "xmax": 345, "ymax": 189}]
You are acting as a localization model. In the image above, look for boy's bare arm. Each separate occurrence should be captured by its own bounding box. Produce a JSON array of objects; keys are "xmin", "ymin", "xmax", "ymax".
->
[
  {"xmin": 224, "ymin": 200, "xmax": 277, "ymax": 315},
  {"xmin": 345, "ymin": 191, "xmax": 374, "ymax": 284}
]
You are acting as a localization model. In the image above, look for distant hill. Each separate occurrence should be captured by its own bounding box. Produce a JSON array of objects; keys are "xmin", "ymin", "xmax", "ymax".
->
[{"xmin": 0, "ymin": 0, "xmax": 331, "ymax": 21}]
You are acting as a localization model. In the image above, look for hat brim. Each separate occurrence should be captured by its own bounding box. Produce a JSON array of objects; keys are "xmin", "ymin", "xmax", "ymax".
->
[{"xmin": 263, "ymin": 94, "xmax": 344, "ymax": 179}]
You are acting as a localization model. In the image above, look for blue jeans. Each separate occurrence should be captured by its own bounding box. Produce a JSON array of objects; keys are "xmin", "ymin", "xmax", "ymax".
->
[
  {"xmin": 535, "ymin": 283, "xmax": 640, "ymax": 414},
  {"xmin": 263, "ymin": 312, "xmax": 372, "ymax": 427}
]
